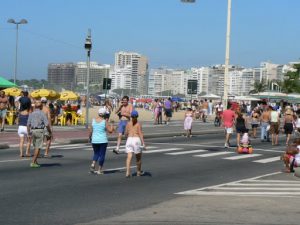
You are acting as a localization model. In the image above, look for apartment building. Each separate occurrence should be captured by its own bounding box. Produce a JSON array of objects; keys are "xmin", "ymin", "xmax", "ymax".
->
[
  {"xmin": 75, "ymin": 62, "xmax": 110, "ymax": 90},
  {"xmin": 48, "ymin": 63, "xmax": 75, "ymax": 90},
  {"xmin": 114, "ymin": 51, "xmax": 148, "ymax": 94}
]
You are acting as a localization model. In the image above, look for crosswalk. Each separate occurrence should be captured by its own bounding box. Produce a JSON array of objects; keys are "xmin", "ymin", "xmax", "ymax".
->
[
  {"xmin": 176, "ymin": 172, "xmax": 300, "ymax": 197},
  {"xmin": 50, "ymin": 143, "xmax": 282, "ymax": 165}
]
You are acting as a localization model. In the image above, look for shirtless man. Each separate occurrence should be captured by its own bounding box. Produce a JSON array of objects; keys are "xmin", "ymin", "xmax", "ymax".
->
[
  {"xmin": 202, "ymin": 99, "xmax": 209, "ymax": 122},
  {"xmin": 260, "ymin": 107, "xmax": 271, "ymax": 142},
  {"xmin": 0, "ymin": 91, "xmax": 9, "ymax": 131},
  {"xmin": 113, "ymin": 96, "xmax": 133, "ymax": 154},
  {"xmin": 41, "ymin": 97, "xmax": 52, "ymax": 157}
]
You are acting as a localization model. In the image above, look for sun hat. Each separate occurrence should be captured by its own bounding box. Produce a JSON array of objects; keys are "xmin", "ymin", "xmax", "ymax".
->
[
  {"xmin": 41, "ymin": 97, "xmax": 47, "ymax": 102},
  {"xmin": 98, "ymin": 107, "xmax": 106, "ymax": 115}
]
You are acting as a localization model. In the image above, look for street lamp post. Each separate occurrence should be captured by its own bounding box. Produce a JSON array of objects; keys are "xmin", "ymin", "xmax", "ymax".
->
[
  {"xmin": 7, "ymin": 18, "xmax": 28, "ymax": 84},
  {"xmin": 223, "ymin": 0, "xmax": 232, "ymax": 110},
  {"xmin": 84, "ymin": 29, "xmax": 92, "ymax": 129},
  {"xmin": 180, "ymin": 0, "xmax": 232, "ymax": 109}
]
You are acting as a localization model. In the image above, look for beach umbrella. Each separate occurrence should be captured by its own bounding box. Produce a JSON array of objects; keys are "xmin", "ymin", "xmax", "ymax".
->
[
  {"xmin": 2, "ymin": 87, "xmax": 22, "ymax": 96},
  {"xmin": 59, "ymin": 91, "xmax": 79, "ymax": 101},
  {"xmin": 0, "ymin": 76, "xmax": 17, "ymax": 88},
  {"xmin": 30, "ymin": 89, "xmax": 58, "ymax": 99}
]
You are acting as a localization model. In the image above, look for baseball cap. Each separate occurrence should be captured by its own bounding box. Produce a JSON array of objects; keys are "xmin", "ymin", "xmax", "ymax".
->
[
  {"xmin": 98, "ymin": 107, "xmax": 106, "ymax": 115},
  {"xmin": 41, "ymin": 97, "xmax": 47, "ymax": 102},
  {"xmin": 131, "ymin": 110, "xmax": 139, "ymax": 118}
]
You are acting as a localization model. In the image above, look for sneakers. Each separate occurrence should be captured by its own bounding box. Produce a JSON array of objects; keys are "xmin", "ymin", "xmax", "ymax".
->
[
  {"xmin": 113, "ymin": 148, "xmax": 120, "ymax": 154},
  {"xmin": 90, "ymin": 164, "xmax": 95, "ymax": 172},
  {"xmin": 30, "ymin": 163, "xmax": 40, "ymax": 168},
  {"xmin": 96, "ymin": 170, "xmax": 104, "ymax": 175},
  {"xmin": 224, "ymin": 143, "xmax": 229, "ymax": 148}
]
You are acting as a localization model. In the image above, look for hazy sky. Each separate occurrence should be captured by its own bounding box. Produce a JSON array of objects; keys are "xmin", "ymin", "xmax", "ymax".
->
[{"xmin": 1, "ymin": 0, "xmax": 299, "ymax": 80}]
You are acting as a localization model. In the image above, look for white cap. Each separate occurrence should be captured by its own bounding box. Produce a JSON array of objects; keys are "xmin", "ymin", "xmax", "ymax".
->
[
  {"xmin": 41, "ymin": 97, "xmax": 47, "ymax": 102},
  {"xmin": 98, "ymin": 107, "xmax": 106, "ymax": 115}
]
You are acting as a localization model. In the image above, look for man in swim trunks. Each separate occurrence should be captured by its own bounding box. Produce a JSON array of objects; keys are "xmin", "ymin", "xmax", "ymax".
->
[{"xmin": 113, "ymin": 96, "xmax": 133, "ymax": 154}]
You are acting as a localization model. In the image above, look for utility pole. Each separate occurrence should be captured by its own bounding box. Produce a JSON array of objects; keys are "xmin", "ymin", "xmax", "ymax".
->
[{"xmin": 84, "ymin": 29, "xmax": 92, "ymax": 129}]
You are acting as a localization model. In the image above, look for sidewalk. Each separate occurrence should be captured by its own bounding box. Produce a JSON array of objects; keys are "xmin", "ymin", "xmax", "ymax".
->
[{"xmin": 0, "ymin": 120, "xmax": 222, "ymax": 149}]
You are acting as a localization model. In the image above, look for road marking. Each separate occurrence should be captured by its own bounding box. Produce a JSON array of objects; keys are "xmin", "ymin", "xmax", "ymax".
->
[
  {"xmin": 150, "ymin": 142, "xmax": 283, "ymax": 153},
  {"xmin": 103, "ymin": 166, "xmax": 136, "ymax": 172},
  {"xmin": 179, "ymin": 192, "xmax": 300, "ymax": 197},
  {"xmin": 224, "ymin": 183, "xmax": 300, "ymax": 187},
  {"xmin": 176, "ymin": 171, "xmax": 300, "ymax": 197},
  {"xmin": 166, "ymin": 150, "xmax": 208, "ymax": 155},
  {"xmin": 253, "ymin": 156, "xmax": 281, "ymax": 163},
  {"xmin": 193, "ymin": 152, "xmax": 233, "ymax": 157},
  {"xmin": 0, "ymin": 158, "xmax": 31, "ymax": 163},
  {"xmin": 143, "ymin": 148, "xmax": 183, "ymax": 153},
  {"xmin": 52, "ymin": 143, "xmax": 90, "ymax": 149},
  {"xmin": 217, "ymin": 187, "xmax": 300, "ymax": 191},
  {"xmin": 224, "ymin": 154, "xmax": 262, "ymax": 160}
]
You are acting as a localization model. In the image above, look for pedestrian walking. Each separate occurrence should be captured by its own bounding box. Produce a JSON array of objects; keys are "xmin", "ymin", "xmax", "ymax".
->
[
  {"xmin": 283, "ymin": 107, "xmax": 295, "ymax": 146},
  {"xmin": 113, "ymin": 96, "xmax": 133, "ymax": 154},
  {"xmin": 124, "ymin": 110, "xmax": 146, "ymax": 178},
  {"xmin": 89, "ymin": 107, "xmax": 115, "ymax": 174},
  {"xmin": 222, "ymin": 105, "xmax": 236, "ymax": 148},
  {"xmin": 164, "ymin": 97, "xmax": 173, "ymax": 125},
  {"xmin": 235, "ymin": 111, "xmax": 247, "ymax": 146},
  {"xmin": 269, "ymin": 106, "xmax": 280, "ymax": 146},
  {"xmin": 27, "ymin": 100, "xmax": 52, "ymax": 168},
  {"xmin": 251, "ymin": 109, "xmax": 260, "ymax": 138},
  {"xmin": 18, "ymin": 97, "xmax": 32, "ymax": 157},
  {"xmin": 184, "ymin": 107, "xmax": 194, "ymax": 138},
  {"xmin": 41, "ymin": 97, "xmax": 52, "ymax": 157},
  {"xmin": 260, "ymin": 106, "xmax": 271, "ymax": 142},
  {"xmin": 0, "ymin": 90, "xmax": 9, "ymax": 131}
]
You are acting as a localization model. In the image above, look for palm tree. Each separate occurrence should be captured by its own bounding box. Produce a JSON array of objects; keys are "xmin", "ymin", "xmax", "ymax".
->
[{"xmin": 249, "ymin": 79, "xmax": 267, "ymax": 94}]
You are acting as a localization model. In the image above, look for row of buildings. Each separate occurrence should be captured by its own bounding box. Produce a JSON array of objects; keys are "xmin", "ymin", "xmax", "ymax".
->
[{"xmin": 47, "ymin": 51, "xmax": 297, "ymax": 97}]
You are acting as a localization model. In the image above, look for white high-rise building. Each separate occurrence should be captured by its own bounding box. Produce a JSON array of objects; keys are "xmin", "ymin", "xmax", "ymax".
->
[
  {"xmin": 114, "ymin": 51, "xmax": 148, "ymax": 94},
  {"xmin": 110, "ymin": 65, "xmax": 132, "ymax": 90},
  {"xmin": 229, "ymin": 69, "xmax": 254, "ymax": 96}
]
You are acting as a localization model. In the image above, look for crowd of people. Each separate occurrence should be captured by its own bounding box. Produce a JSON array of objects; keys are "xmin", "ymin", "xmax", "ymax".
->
[{"xmin": 3, "ymin": 88, "xmax": 300, "ymax": 175}]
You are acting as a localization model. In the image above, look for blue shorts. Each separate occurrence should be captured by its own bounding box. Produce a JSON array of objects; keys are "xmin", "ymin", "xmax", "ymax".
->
[
  {"xmin": 118, "ymin": 120, "xmax": 128, "ymax": 135},
  {"xmin": 0, "ymin": 109, "xmax": 7, "ymax": 119}
]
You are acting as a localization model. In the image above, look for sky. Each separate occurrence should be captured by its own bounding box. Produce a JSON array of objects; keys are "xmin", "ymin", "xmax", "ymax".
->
[{"xmin": 0, "ymin": 0, "xmax": 300, "ymax": 80}]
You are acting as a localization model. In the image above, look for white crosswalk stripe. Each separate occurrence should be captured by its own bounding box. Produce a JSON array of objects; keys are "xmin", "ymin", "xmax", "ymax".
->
[
  {"xmin": 193, "ymin": 152, "xmax": 233, "ymax": 158},
  {"xmin": 143, "ymin": 148, "xmax": 183, "ymax": 154},
  {"xmin": 166, "ymin": 150, "xmax": 208, "ymax": 155},
  {"xmin": 224, "ymin": 154, "xmax": 262, "ymax": 160},
  {"xmin": 176, "ymin": 172, "xmax": 300, "ymax": 197},
  {"xmin": 50, "ymin": 143, "xmax": 282, "ymax": 164},
  {"xmin": 253, "ymin": 156, "xmax": 281, "ymax": 164}
]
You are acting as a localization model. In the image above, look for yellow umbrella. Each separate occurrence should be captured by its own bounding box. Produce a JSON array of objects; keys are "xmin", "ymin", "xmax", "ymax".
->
[
  {"xmin": 59, "ymin": 91, "xmax": 79, "ymax": 101},
  {"xmin": 2, "ymin": 87, "xmax": 22, "ymax": 96},
  {"xmin": 30, "ymin": 89, "xmax": 58, "ymax": 99}
]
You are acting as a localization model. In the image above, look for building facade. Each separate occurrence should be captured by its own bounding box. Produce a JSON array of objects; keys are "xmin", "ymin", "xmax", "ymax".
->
[
  {"xmin": 75, "ymin": 62, "xmax": 110, "ymax": 91},
  {"xmin": 114, "ymin": 51, "xmax": 148, "ymax": 94},
  {"xmin": 48, "ymin": 63, "xmax": 75, "ymax": 91}
]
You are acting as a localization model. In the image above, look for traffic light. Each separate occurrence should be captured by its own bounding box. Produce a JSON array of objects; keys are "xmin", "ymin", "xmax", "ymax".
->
[{"xmin": 103, "ymin": 78, "xmax": 112, "ymax": 90}]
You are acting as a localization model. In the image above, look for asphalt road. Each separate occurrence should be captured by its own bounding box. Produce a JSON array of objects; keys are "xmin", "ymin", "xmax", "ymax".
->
[{"xmin": 0, "ymin": 132, "xmax": 299, "ymax": 225}]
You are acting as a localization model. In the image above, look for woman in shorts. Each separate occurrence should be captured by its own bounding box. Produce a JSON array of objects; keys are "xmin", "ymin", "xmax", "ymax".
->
[
  {"xmin": 125, "ymin": 110, "xmax": 146, "ymax": 178},
  {"xmin": 235, "ymin": 111, "xmax": 247, "ymax": 146},
  {"xmin": 18, "ymin": 107, "xmax": 32, "ymax": 157},
  {"xmin": 283, "ymin": 108, "xmax": 295, "ymax": 146}
]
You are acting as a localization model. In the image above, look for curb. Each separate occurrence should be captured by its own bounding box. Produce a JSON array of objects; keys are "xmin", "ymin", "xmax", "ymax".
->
[
  {"xmin": 0, "ymin": 143, "xmax": 9, "ymax": 149},
  {"xmin": 55, "ymin": 129, "xmax": 223, "ymax": 144},
  {"xmin": 0, "ymin": 129, "xmax": 223, "ymax": 149}
]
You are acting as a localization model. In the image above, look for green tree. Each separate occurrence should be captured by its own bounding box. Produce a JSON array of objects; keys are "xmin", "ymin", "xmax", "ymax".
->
[
  {"xmin": 249, "ymin": 79, "xmax": 268, "ymax": 94},
  {"xmin": 281, "ymin": 64, "xmax": 300, "ymax": 93}
]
